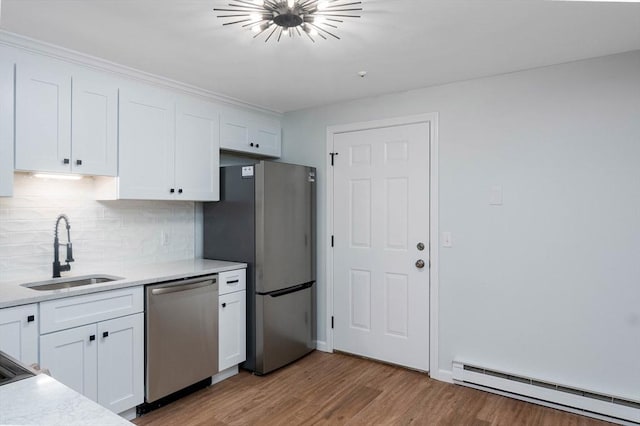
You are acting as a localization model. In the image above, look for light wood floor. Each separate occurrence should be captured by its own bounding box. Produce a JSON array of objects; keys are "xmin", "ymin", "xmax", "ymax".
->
[{"xmin": 133, "ymin": 351, "xmax": 614, "ymax": 426}]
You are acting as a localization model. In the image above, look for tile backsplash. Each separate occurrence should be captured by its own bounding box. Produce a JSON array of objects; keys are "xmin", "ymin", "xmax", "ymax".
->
[{"xmin": 0, "ymin": 173, "xmax": 196, "ymax": 281}]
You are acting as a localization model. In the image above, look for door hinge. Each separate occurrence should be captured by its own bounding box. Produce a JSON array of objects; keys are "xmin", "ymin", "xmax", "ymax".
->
[
  {"xmin": 331, "ymin": 235, "xmax": 334, "ymax": 247},
  {"xmin": 330, "ymin": 152, "xmax": 339, "ymax": 166},
  {"xmin": 331, "ymin": 316, "xmax": 334, "ymax": 329}
]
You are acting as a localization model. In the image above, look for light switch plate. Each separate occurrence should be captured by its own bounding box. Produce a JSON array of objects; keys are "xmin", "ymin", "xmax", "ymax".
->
[
  {"xmin": 489, "ymin": 185, "xmax": 503, "ymax": 205},
  {"xmin": 442, "ymin": 232, "xmax": 452, "ymax": 248}
]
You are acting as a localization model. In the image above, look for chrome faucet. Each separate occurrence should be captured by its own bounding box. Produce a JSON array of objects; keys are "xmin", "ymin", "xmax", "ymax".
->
[{"xmin": 53, "ymin": 214, "xmax": 74, "ymax": 278}]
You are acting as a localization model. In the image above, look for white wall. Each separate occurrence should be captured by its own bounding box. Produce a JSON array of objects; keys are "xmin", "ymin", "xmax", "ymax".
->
[
  {"xmin": 281, "ymin": 51, "xmax": 640, "ymax": 401},
  {"xmin": 0, "ymin": 173, "xmax": 197, "ymax": 281}
]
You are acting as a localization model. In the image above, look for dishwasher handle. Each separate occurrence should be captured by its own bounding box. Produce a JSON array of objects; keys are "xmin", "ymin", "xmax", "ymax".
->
[{"xmin": 150, "ymin": 277, "xmax": 217, "ymax": 296}]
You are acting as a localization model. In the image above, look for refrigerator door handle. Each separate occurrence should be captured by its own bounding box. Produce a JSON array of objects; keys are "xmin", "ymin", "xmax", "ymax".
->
[{"xmin": 261, "ymin": 281, "xmax": 314, "ymax": 298}]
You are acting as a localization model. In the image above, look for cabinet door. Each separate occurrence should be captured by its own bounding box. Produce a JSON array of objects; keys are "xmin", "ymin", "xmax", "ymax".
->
[
  {"xmin": 119, "ymin": 84, "xmax": 175, "ymax": 200},
  {"xmin": 71, "ymin": 70, "xmax": 118, "ymax": 176},
  {"xmin": 175, "ymin": 97, "xmax": 220, "ymax": 201},
  {"xmin": 15, "ymin": 57, "xmax": 72, "ymax": 173},
  {"xmin": 0, "ymin": 49, "xmax": 14, "ymax": 197},
  {"xmin": 0, "ymin": 304, "xmax": 38, "ymax": 365},
  {"xmin": 219, "ymin": 291, "xmax": 246, "ymax": 371},
  {"xmin": 40, "ymin": 323, "xmax": 98, "ymax": 401},
  {"xmin": 251, "ymin": 123, "xmax": 281, "ymax": 158},
  {"xmin": 97, "ymin": 313, "xmax": 143, "ymax": 414},
  {"xmin": 220, "ymin": 110, "xmax": 281, "ymax": 158},
  {"xmin": 220, "ymin": 112, "xmax": 251, "ymax": 153}
]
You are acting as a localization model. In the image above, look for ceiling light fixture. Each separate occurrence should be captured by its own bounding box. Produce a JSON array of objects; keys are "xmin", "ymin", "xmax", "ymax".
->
[{"xmin": 214, "ymin": 0, "xmax": 363, "ymax": 43}]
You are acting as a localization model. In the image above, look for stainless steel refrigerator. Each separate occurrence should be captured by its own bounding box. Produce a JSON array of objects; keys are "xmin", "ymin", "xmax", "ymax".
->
[{"xmin": 203, "ymin": 161, "xmax": 315, "ymax": 375}]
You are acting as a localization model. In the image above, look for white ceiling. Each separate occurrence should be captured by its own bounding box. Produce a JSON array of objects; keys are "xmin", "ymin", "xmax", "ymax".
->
[{"xmin": 1, "ymin": 0, "xmax": 639, "ymax": 113}]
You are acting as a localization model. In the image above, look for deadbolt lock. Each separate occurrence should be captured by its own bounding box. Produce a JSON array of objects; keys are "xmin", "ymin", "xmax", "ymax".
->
[{"xmin": 417, "ymin": 242, "xmax": 425, "ymax": 251}]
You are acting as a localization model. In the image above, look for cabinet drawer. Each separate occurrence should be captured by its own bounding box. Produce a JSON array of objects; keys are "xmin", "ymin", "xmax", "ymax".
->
[
  {"xmin": 218, "ymin": 269, "xmax": 246, "ymax": 295},
  {"xmin": 40, "ymin": 287, "xmax": 143, "ymax": 334}
]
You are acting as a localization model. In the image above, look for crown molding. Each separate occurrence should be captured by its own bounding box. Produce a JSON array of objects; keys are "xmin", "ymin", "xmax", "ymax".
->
[{"xmin": 0, "ymin": 29, "xmax": 282, "ymax": 117}]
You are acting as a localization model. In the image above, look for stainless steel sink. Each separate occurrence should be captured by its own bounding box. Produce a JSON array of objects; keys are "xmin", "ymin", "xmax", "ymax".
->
[{"xmin": 21, "ymin": 274, "xmax": 124, "ymax": 291}]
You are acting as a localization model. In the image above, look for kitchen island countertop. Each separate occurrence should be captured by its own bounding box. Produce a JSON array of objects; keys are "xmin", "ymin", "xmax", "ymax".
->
[
  {"xmin": 0, "ymin": 373, "xmax": 132, "ymax": 425},
  {"xmin": 0, "ymin": 258, "xmax": 247, "ymax": 309}
]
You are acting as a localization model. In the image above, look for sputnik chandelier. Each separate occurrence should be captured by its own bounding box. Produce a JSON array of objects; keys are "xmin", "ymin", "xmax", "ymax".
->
[{"xmin": 214, "ymin": 0, "xmax": 363, "ymax": 43}]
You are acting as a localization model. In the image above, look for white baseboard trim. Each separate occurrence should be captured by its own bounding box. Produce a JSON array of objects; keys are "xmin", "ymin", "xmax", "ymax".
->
[
  {"xmin": 211, "ymin": 365, "xmax": 239, "ymax": 385},
  {"xmin": 315, "ymin": 340, "xmax": 330, "ymax": 352},
  {"xmin": 119, "ymin": 407, "xmax": 137, "ymax": 421},
  {"xmin": 429, "ymin": 368, "xmax": 454, "ymax": 384}
]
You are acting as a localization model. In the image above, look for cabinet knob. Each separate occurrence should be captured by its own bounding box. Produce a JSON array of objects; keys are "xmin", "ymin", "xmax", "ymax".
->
[
  {"xmin": 170, "ymin": 188, "xmax": 175, "ymax": 193},
  {"xmin": 63, "ymin": 158, "xmax": 70, "ymax": 164},
  {"xmin": 256, "ymin": 144, "xmax": 260, "ymax": 148},
  {"xmin": 76, "ymin": 159, "xmax": 82, "ymax": 166},
  {"xmin": 27, "ymin": 315, "xmax": 35, "ymax": 323},
  {"xmin": 222, "ymin": 302, "xmax": 227, "ymax": 308},
  {"xmin": 249, "ymin": 142, "xmax": 254, "ymax": 147},
  {"xmin": 178, "ymin": 188, "xmax": 183, "ymax": 194},
  {"xmin": 103, "ymin": 331, "xmax": 109, "ymax": 338},
  {"xmin": 89, "ymin": 335, "xmax": 96, "ymax": 341}
]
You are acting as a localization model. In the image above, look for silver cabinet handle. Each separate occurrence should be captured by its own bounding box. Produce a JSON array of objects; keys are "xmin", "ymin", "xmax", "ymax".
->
[{"xmin": 151, "ymin": 277, "xmax": 217, "ymax": 295}]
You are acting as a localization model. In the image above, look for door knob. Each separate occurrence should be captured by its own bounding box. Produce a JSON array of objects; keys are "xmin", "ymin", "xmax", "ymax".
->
[{"xmin": 415, "ymin": 259, "xmax": 425, "ymax": 269}]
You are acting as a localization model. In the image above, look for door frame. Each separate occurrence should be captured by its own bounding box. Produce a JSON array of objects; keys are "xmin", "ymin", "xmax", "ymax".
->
[{"xmin": 325, "ymin": 113, "xmax": 442, "ymax": 379}]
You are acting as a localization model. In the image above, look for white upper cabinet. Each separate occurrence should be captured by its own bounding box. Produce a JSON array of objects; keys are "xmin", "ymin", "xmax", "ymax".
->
[
  {"xmin": 220, "ymin": 109, "xmax": 281, "ymax": 158},
  {"xmin": 71, "ymin": 69, "xmax": 118, "ymax": 176},
  {"xmin": 119, "ymin": 84, "xmax": 176, "ymax": 200},
  {"xmin": 15, "ymin": 55, "xmax": 72, "ymax": 173},
  {"xmin": 0, "ymin": 47, "xmax": 14, "ymax": 197},
  {"xmin": 14, "ymin": 54, "xmax": 118, "ymax": 176},
  {"xmin": 175, "ymin": 97, "xmax": 220, "ymax": 201},
  {"xmin": 117, "ymin": 83, "xmax": 220, "ymax": 201}
]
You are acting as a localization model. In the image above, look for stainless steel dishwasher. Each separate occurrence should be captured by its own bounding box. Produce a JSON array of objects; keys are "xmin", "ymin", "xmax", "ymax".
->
[{"xmin": 145, "ymin": 274, "xmax": 218, "ymax": 403}]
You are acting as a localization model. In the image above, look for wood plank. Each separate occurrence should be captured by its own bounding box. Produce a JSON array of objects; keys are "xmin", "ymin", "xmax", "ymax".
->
[{"xmin": 133, "ymin": 352, "xmax": 615, "ymax": 426}]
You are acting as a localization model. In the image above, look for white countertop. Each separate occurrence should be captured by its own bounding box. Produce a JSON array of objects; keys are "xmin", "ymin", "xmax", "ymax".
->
[
  {"xmin": 0, "ymin": 374, "xmax": 132, "ymax": 425},
  {"xmin": 0, "ymin": 258, "xmax": 247, "ymax": 309}
]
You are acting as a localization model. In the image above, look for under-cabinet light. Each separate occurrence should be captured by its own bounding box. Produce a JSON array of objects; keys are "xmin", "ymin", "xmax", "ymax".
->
[{"xmin": 32, "ymin": 173, "xmax": 83, "ymax": 180}]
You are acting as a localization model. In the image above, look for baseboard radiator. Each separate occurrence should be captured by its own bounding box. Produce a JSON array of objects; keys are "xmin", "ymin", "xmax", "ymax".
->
[{"xmin": 452, "ymin": 361, "xmax": 640, "ymax": 425}]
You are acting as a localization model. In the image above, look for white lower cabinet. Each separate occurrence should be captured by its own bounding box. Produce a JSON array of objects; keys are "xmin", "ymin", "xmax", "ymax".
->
[
  {"xmin": 219, "ymin": 291, "xmax": 246, "ymax": 371},
  {"xmin": 219, "ymin": 269, "xmax": 246, "ymax": 371},
  {"xmin": 39, "ymin": 288, "xmax": 143, "ymax": 414},
  {"xmin": 0, "ymin": 303, "xmax": 39, "ymax": 365},
  {"xmin": 40, "ymin": 323, "xmax": 98, "ymax": 401}
]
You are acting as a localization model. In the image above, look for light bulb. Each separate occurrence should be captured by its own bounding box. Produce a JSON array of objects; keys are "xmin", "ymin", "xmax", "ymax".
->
[
  {"xmin": 317, "ymin": 1, "xmax": 328, "ymax": 10},
  {"xmin": 283, "ymin": 28, "xmax": 289, "ymax": 35},
  {"xmin": 314, "ymin": 16, "xmax": 326, "ymax": 25},
  {"xmin": 287, "ymin": 0, "xmax": 296, "ymax": 8},
  {"xmin": 250, "ymin": 13, "xmax": 261, "ymax": 22},
  {"xmin": 252, "ymin": 25, "xmax": 262, "ymax": 33}
]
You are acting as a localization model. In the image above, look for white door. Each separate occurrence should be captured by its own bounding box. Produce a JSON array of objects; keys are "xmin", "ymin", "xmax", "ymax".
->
[
  {"xmin": 175, "ymin": 97, "xmax": 220, "ymax": 201},
  {"xmin": 97, "ymin": 313, "xmax": 143, "ymax": 414},
  {"xmin": 332, "ymin": 122, "xmax": 430, "ymax": 371},
  {"xmin": 40, "ymin": 324, "xmax": 98, "ymax": 401},
  {"xmin": 71, "ymin": 70, "xmax": 118, "ymax": 176}
]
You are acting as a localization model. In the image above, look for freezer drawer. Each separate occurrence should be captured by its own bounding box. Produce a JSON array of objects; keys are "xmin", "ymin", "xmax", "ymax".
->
[{"xmin": 254, "ymin": 283, "xmax": 314, "ymax": 374}]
